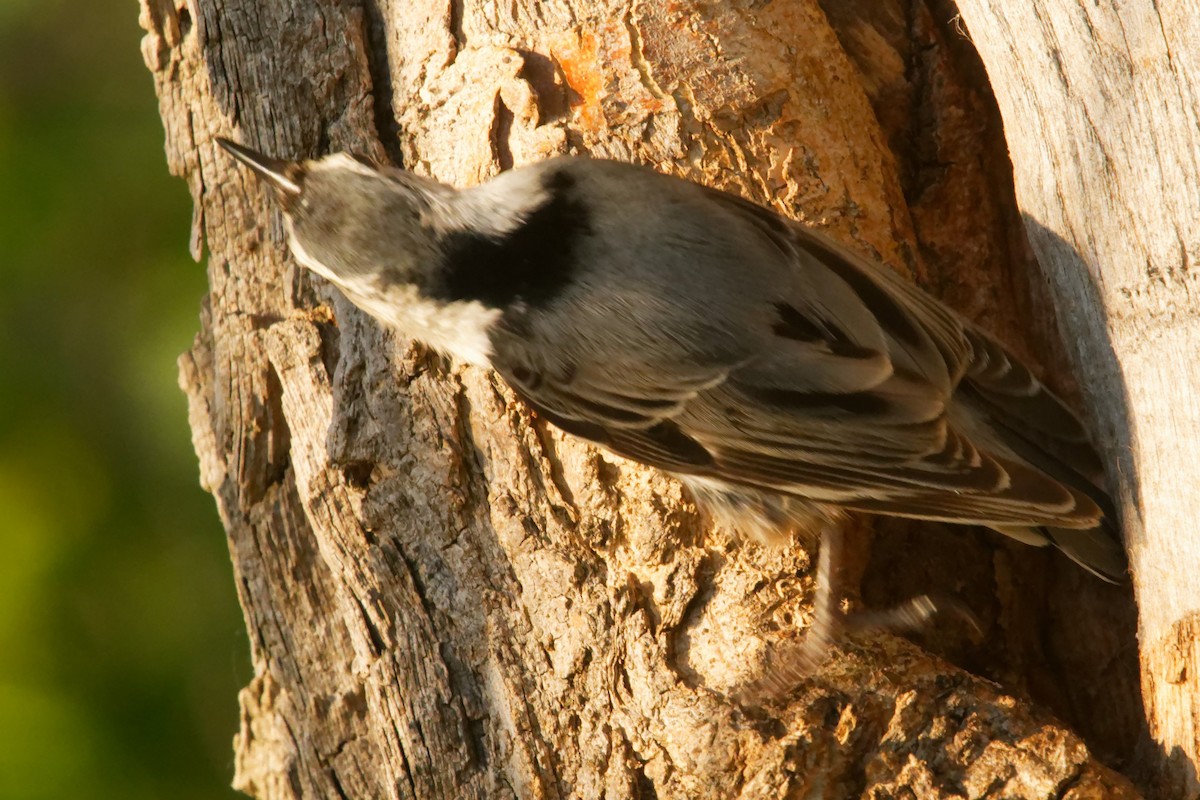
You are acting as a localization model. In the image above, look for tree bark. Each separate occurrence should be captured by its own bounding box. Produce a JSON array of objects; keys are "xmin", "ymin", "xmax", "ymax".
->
[
  {"xmin": 138, "ymin": 0, "xmax": 1149, "ymax": 796},
  {"xmin": 950, "ymin": 3, "xmax": 1200, "ymax": 798}
]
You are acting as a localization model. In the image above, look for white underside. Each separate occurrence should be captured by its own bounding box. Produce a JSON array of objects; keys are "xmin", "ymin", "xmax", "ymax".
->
[
  {"xmin": 345, "ymin": 282, "xmax": 501, "ymax": 366},
  {"xmin": 287, "ymin": 228, "xmax": 501, "ymax": 366}
]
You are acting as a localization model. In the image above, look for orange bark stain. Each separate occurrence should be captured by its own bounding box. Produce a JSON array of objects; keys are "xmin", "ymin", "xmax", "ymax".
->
[{"xmin": 549, "ymin": 29, "xmax": 607, "ymax": 134}]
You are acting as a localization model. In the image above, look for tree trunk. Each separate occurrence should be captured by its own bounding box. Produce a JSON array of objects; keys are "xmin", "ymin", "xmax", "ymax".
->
[
  {"xmin": 138, "ymin": 0, "xmax": 1152, "ymax": 796},
  {"xmin": 949, "ymin": 3, "xmax": 1200, "ymax": 798}
]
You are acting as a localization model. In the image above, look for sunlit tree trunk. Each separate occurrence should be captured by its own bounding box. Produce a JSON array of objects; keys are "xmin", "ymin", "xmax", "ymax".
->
[
  {"xmin": 953, "ymin": 4, "xmax": 1200, "ymax": 798},
  {"xmin": 139, "ymin": 0, "xmax": 1149, "ymax": 795}
]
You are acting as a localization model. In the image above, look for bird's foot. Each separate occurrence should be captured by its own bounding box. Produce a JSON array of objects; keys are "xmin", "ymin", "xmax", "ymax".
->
[
  {"xmin": 846, "ymin": 593, "xmax": 982, "ymax": 639},
  {"xmin": 737, "ymin": 531, "xmax": 981, "ymax": 704}
]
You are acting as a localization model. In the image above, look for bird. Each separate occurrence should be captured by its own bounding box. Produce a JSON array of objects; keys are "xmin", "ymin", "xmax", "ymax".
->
[{"xmin": 216, "ymin": 137, "xmax": 1126, "ymax": 665}]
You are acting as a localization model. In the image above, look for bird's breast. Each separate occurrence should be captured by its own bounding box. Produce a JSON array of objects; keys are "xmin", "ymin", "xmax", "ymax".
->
[{"xmin": 338, "ymin": 278, "xmax": 503, "ymax": 366}]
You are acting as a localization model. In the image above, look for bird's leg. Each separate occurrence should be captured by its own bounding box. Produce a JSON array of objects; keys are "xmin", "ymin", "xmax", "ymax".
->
[
  {"xmin": 740, "ymin": 525, "xmax": 981, "ymax": 703},
  {"xmin": 735, "ymin": 526, "xmax": 846, "ymax": 701},
  {"xmin": 816, "ymin": 522, "xmax": 982, "ymax": 641},
  {"xmin": 848, "ymin": 596, "xmax": 944, "ymax": 633},
  {"xmin": 847, "ymin": 594, "xmax": 982, "ymax": 638},
  {"xmin": 734, "ymin": 525, "xmax": 979, "ymax": 700},
  {"xmin": 794, "ymin": 525, "xmax": 984, "ymax": 670},
  {"xmin": 796, "ymin": 522, "xmax": 846, "ymax": 668}
]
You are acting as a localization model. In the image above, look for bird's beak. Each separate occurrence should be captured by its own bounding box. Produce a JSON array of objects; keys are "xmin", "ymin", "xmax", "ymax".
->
[{"xmin": 216, "ymin": 137, "xmax": 303, "ymax": 197}]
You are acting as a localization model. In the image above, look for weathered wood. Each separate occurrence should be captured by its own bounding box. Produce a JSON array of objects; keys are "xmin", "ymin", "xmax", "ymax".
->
[
  {"xmin": 140, "ymin": 0, "xmax": 1144, "ymax": 795},
  {"xmin": 952, "ymin": 3, "xmax": 1200, "ymax": 797}
]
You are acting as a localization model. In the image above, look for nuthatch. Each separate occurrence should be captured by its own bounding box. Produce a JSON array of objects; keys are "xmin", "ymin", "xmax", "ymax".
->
[{"xmin": 218, "ymin": 138, "xmax": 1126, "ymax": 662}]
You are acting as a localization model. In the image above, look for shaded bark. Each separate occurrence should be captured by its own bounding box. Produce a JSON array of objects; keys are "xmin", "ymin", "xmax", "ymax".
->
[
  {"xmin": 139, "ymin": 0, "xmax": 1147, "ymax": 796},
  {"xmin": 952, "ymin": 4, "xmax": 1200, "ymax": 798}
]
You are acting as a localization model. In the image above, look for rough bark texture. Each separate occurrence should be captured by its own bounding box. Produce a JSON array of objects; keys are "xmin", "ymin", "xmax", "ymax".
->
[
  {"xmin": 951, "ymin": 3, "xmax": 1200, "ymax": 798},
  {"xmin": 138, "ymin": 0, "xmax": 1149, "ymax": 797}
]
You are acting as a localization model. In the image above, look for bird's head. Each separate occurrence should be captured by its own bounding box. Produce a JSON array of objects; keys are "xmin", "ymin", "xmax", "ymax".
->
[
  {"xmin": 217, "ymin": 138, "xmax": 454, "ymax": 298},
  {"xmin": 217, "ymin": 139, "xmax": 588, "ymax": 364},
  {"xmin": 217, "ymin": 138, "xmax": 550, "ymax": 364}
]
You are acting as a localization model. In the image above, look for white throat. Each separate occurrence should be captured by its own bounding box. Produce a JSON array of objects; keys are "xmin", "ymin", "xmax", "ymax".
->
[
  {"xmin": 286, "ymin": 228, "xmax": 501, "ymax": 366},
  {"xmin": 343, "ymin": 281, "xmax": 501, "ymax": 366}
]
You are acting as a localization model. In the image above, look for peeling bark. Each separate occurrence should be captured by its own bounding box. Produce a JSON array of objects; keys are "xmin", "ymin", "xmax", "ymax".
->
[{"xmin": 140, "ymin": 0, "xmax": 1148, "ymax": 796}]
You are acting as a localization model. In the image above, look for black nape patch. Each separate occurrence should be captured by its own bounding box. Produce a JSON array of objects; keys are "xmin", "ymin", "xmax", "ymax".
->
[{"xmin": 434, "ymin": 169, "xmax": 590, "ymax": 308}]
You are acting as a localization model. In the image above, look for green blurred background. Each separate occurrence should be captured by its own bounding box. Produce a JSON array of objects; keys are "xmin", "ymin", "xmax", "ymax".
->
[{"xmin": 0, "ymin": 1, "xmax": 248, "ymax": 798}]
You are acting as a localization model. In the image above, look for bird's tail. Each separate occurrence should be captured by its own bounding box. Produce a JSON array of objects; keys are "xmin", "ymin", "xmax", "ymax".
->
[
  {"xmin": 1044, "ymin": 518, "xmax": 1127, "ymax": 582},
  {"xmin": 991, "ymin": 517, "xmax": 1126, "ymax": 582}
]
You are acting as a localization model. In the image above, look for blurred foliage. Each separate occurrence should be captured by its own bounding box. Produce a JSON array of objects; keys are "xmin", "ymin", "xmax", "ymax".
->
[{"xmin": 0, "ymin": 1, "xmax": 247, "ymax": 798}]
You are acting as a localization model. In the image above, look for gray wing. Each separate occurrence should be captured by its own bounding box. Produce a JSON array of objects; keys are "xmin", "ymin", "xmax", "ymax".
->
[{"xmin": 491, "ymin": 181, "xmax": 1106, "ymax": 534}]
